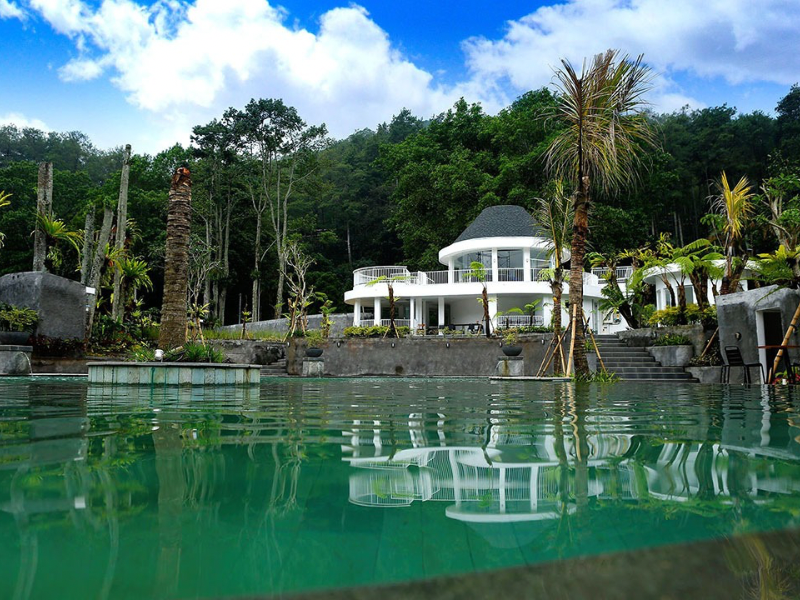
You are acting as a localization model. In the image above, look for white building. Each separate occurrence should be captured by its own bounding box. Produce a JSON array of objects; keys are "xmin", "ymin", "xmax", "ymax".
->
[
  {"xmin": 642, "ymin": 261, "xmax": 754, "ymax": 311},
  {"xmin": 344, "ymin": 205, "xmax": 632, "ymax": 334}
]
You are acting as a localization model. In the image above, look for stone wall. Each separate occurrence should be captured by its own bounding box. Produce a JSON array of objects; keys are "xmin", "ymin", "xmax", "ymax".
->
[
  {"xmin": 286, "ymin": 335, "xmax": 558, "ymax": 377},
  {"xmin": 210, "ymin": 340, "xmax": 285, "ymax": 365},
  {"xmin": 0, "ymin": 272, "xmax": 88, "ymax": 340},
  {"xmin": 218, "ymin": 313, "xmax": 354, "ymax": 337}
]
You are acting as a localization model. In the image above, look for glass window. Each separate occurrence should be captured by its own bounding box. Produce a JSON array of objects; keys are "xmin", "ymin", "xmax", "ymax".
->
[
  {"xmin": 454, "ymin": 251, "xmax": 491, "ymax": 270},
  {"xmin": 497, "ymin": 249, "xmax": 523, "ymax": 269}
]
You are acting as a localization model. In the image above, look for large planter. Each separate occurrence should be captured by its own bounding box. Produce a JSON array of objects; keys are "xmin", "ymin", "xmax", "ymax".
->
[
  {"xmin": 501, "ymin": 345, "xmax": 522, "ymax": 357},
  {"xmin": 305, "ymin": 347, "xmax": 324, "ymax": 358},
  {"xmin": 648, "ymin": 345, "xmax": 694, "ymax": 367},
  {"xmin": 0, "ymin": 331, "xmax": 31, "ymax": 345}
]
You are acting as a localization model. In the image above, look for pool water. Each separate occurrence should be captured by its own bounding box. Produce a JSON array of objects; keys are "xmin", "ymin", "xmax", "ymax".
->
[{"xmin": 2, "ymin": 378, "xmax": 800, "ymax": 599}]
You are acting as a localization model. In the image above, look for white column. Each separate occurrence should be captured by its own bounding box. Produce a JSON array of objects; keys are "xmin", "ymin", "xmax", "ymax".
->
[
  {"xmin": 448, "ymin": 259, "xmax": 454, "ymax": 284},
  {"xmin": 410, "ymin": 298, "xmax": 416, "ymax": 330},
  {"xmin": 488, "ymin": 295, "xmax": 498, "ymax": 330},
  {"xmin": 491, "ymin": 248, "xmax": 498, "ymax": 283},
  {"xmin": 354, "ymin": 300, "xmax": 361, "ymax": 326},
  {"xmin": 373, "ymin": 297, "xmax": 382, "ymax": 325},
  {"xmin": 438, "ymin": 297, "xmax": 445, "ymax": 329},
  {"xmin": 523, "ymin": 247, "xmax": 531, "ymax": 282}
]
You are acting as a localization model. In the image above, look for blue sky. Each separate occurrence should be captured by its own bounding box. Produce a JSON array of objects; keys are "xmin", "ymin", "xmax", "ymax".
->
[{"xmin": 1, "ymin": 0, "xmax": 797, "ymax": 154}]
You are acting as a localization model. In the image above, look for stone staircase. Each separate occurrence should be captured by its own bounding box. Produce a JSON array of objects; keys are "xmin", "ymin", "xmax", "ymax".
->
[
  {"xmin": 260, "ymin": 358, "xmax": 288, "ymax": 377},
  {"xmin": 594, "ymin": 334, "xmax": 696, "ymax": 381}
]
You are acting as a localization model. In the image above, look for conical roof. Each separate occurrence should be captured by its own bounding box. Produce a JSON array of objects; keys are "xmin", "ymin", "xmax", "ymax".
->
[{"xmin": 454, "ymin": 205, "xmax": 540, "ymax": 243}]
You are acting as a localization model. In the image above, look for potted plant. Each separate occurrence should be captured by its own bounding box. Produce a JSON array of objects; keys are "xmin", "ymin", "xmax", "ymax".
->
[
  {"xmin": 304, "ymin": 329, "xmax": 325, "ymax": 357},
  {"xmin": 648, "ymin": 333, "xmax": 694, "ymax": 367},
  {"xmin": 0, "ymin": 303, "xmax": 38, "ymax": 345},
  {"xmin": 501, "ymin": 329, "xmax": 522, "ymax": 357}
]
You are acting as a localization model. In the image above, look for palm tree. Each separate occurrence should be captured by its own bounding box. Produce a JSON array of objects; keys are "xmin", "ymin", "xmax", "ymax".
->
[
  {"xmin": 0, "ymin": 190, "xmax": 10, "ymax": 249},
  {"xmin": 469, "ymin": 261, "xmax": 492, "ymax": 338},
  {"xmin": 116, "ymin": 257, "xmax": 153, "ymax": 321},
  {"xmin": 159, "ymin": 167, "xmax": 192, "ymax": 350},
  {"xmin": 587, "ymin": 250, "xmax": 641, "ymax": 328},
  {"xmin": 546, "ymin": 50, "xmax": 656, "ymax": 375},
  {"xmin": 34, "ymin": 212, "xmax": 82, "ymax": 272},
  {"xmin": 710, "ymin": 171, "xmax": 755, "ymax": 295},
  {"xmin": 533, "ymin": 180, "xmax": 573, "ymax": 341}
]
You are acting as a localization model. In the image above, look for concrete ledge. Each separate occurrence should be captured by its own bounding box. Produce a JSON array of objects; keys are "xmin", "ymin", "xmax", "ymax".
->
[
  {"xmin": 0, "ymin": 344, "xmax": 32, "ymax": 375},
  {"xmin": 86, "ymin": 361, "xmax": 261, "ymax": 385},
  {"xmin": 648, "ymin": 345, "xmax": 694, "ymax": 367}
]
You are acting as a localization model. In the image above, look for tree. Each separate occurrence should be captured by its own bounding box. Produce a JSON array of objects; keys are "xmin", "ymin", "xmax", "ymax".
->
[
  {"xmin": 534, "ymin": 180, "xmax": 573, "ymax": 342},
  {"xmin": 158, "ymin": 167, "xmax": 192, "ymax": 350},
  {"xmin": 232, "ymin": 98, "xmax": 328, "ymax": 321},
  {"xmin": 0, "ymin": 190, "xmax": 10, "ymax": 248},
  {"xmin": 545, "ymin": 50, "xmax": 656, "ymax": 375},
  {"xmin": 469, "ymin": 261, "xmax": 492, "ymax": 338},
  {"xmin": 366, "ymin": 273, "xmax": 408, "ymax": 338},
  {"xmin": 710, "ymin": 171, "xmax": 755, "ymax": 294},
  {"xmin": 32, "ymin": 162, "xmax": 53, "ymax": 271},
  {"xmin": 111, "ymin": 144, "xmax": 132, "ymax": 321}
]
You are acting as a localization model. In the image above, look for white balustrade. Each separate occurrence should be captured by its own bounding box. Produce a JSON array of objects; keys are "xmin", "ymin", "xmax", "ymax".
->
[{"xmin": 497, "ymin": 268, "xmax": 525, "ymax": 282}]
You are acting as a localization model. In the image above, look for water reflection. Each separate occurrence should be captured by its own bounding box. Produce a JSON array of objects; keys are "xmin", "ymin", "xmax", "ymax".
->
[{"xmin": 1, "ymin": 379, "xmax": 800, "ymax": 599}]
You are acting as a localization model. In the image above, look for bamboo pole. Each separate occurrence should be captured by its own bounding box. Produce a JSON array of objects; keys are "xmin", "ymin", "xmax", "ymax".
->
[
  {"xmin": 537, "ymin": 319, "xmax": 573, "ymax": 377},
  {"xmin": 770, "ymin": 300, "xmax": 800, "ymax": 382},
  {"xmin": 699, "ymin": 328, "xmax": 718, "ymax": 360},
  {"xmin": 566, "ymin": 303, "xmax": 578, "ymax": 377}
]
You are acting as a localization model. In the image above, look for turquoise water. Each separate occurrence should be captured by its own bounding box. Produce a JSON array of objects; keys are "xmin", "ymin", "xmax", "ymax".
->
[{"xmin": 1, "ymin": 378, "xmax": 800, "ymax": 599}]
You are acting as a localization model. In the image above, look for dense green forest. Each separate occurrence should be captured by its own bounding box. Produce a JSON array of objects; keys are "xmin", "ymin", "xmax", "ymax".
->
[{"xmin": 0, "ymin": 84, "xmax": 799, "ymax": 326}]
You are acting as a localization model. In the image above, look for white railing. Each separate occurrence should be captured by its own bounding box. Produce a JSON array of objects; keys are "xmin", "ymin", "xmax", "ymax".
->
[
  {"xmin": 497, "ymin": 268, "xmax": 525, "ymax": 282},
  {"xmin": 591, "ymin": 266, "xmax": 634, "ymax": 282},
  {"xmin": 353, "ymin": 266, "xmax": 412, "ymax": 286},
  {"xmin": 419, "ymin": 270, "xmax": 448, "ymax": 284},
  {"xmin": 357, "ymin": 319, "xmax": 411, "ymax": 328},
  {"xmin": 496, "ymin": 315, "xmax": 544, "ymax": 328},
  {"xmin": 453, "ymin": 269, "xmax": 493, "ymax": 283},
  {"xmin": 531, "ymin": 267, "xmax": 549, "ymax": 282}
]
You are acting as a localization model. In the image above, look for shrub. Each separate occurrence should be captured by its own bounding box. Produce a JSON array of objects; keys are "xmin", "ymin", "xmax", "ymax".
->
[
  {"xmin": 517, "ymin": 325, "xmax": 554, "ymax": 334},
  {"xmin": 344, "ymin": 325, "xmax": 411, "ymax": 338},
  {"xmin": 166, "ymin": 342, "xmax": 226, "ymax": 363},
  {"xmin": 31, "ymin": 335, "xmax": 83, "ymax": 357},
  {"xmin": 648, "ymin": 304, "xmax": 716, "ymax": 327},
  {"xmin": 0, "ymin": 303, "xmax": 38, "ymax": 332},
  {"xmin": 652, "ymin": 333, "xmax": 692, "ymax": 346}
]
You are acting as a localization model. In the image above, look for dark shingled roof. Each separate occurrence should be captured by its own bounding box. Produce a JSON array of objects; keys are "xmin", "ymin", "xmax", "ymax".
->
[{"xmin": 454, "ymin": 205, "xmax": 541, "ymax": 243}]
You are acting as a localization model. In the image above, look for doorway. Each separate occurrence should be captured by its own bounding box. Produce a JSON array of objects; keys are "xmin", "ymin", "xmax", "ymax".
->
[{"xmin": 758, "ymin": 310, "xmax": 784, "ymax": 378}]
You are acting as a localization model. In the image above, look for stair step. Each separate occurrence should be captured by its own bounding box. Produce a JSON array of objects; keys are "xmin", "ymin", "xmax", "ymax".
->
[{"xmin": 592, "ymin": 333, "xmax": 696, "ymax": 382}]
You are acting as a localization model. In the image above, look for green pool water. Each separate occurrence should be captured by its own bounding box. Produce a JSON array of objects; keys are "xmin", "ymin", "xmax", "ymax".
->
[{"xmin": 2, "ymin": 377, "xmax": 800, "ymax": 599}]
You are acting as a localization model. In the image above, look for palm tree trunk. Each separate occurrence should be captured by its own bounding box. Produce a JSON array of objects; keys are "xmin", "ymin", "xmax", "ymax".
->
[
  {"xmin": 482, "ymin": 285, "xmax": 491, "ymax": 338},
  {"xmin": 159, "ymin": 169, "xmax": 192, "ymax": 350},
  {"xmin": 85, "ymin": 206, "xmax": 114, "ymax": 339},
  {"xmin": 570, "ymin": 185, "xmax": 590, "ymax": 375}
]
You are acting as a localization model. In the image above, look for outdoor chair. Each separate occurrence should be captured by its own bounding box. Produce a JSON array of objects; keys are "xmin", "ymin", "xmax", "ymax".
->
[{"xmin": 722, "ymin": 346, "xmax": 764, "ymax": 384}]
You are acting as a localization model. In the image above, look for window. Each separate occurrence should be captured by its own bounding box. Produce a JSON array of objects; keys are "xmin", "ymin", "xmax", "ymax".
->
[{"xmin": 454, "ymin": 251, "xmax": 491, "ymax": 270}]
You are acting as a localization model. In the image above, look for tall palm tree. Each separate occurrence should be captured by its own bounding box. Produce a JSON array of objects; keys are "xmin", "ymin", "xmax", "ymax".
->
[
  {"xmin": 546, "ymin": 50, "xmax": 656, "ymax": 374},
  {"xmin": 159, "ymin": 167, "xmax": 192, "ymax": 350},
  {"xmin": 710, "ymin": 172, "xmax": 755, "ymax": 294}
]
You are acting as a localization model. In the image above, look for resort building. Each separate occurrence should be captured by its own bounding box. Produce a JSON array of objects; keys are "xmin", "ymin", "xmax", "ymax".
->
[{"xmin": 344, "ymin": 205, "xmax": 631, "ymax": 334}]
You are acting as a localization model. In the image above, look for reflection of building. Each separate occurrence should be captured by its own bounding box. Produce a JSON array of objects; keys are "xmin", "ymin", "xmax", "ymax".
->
[{"xmin": 343, "ymin": 416, "xmax": 638, "ymax": 522}]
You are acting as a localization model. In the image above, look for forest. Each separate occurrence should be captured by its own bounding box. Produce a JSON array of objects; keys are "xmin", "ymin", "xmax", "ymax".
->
[{"xmin": 0, "ymin": 84, "xmax": 799, "ymax": 329}]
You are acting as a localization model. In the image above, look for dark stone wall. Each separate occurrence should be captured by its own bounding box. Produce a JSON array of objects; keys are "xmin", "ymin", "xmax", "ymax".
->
[
  {"xmin": 286, "ymin": 335, "xmax": 559, "ymax": 377},
  {"xmin": 210, "ymin": 340, "xmax": 284, "ymax": 365},
  {"xmin": 0, "ymin": 272, "xmax": 88, "ymax": 340}
]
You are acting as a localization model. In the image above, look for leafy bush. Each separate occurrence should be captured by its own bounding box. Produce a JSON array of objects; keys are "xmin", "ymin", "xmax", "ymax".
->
[
  {"xmin": 574, "ymin": 370, "xmax": 620, "ymax": 383},
  {"xmin": 31, "ymin": 335, "xmax": 83, "ymax": 357},
  {"xmin": 166, "ymin": 342, "xmax": 226, "ymax": 363},
  {"xmin": 647, "ymin": 304, "xmax": 716, "ymax": 327},
  {"xmin": 344, "ymin": 325, "xmax": 411, "ymax": 338},
  {"xmin": 652, "ymin": 333, "xmax": 692, "ymax": 346},
  {"xmin": 517, "ymin": 325, "xmax": 554, "ymax": 334},
  {"xmin": 130, "ymin": 347, "xmax": 156, "ymax": 362},
  {"xmin": 0, "ymin": 303, "xmax": 38, "ymax": 332}
]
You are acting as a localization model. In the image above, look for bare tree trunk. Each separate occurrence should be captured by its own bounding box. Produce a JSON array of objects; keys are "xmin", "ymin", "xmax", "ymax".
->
[
  {"xmin": 159, "ymin": 168, "xmax": 192, "ymax": 350},
  {"xmin": 80, "ymin": 209, "xmax": 95, "ymax": 285},
  {"xmin": 569, "ymin": 182, "xmax": 590, "ymax": 376},
  {"xmin": 86, "ymin": 206, "xmax": 114, "ymax": 338},
  {"xmin": 111, "ymin": 145, "xmax": 132, "ymax": 321},
  {"xmin": 33, "ymin": 162, "xmax": 53, "ymax": 271},
  {"xmin": 252, "ymin": 206, "xmax": 262, "ymax": 322}
]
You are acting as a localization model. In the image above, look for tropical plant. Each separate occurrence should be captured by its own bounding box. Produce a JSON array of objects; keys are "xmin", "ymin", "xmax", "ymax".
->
[
  {"xmin": 545, "ymin": 49, "xmax": 656, "ymax": 375},
  {"xmin": 709, "ymin": 171, "xmax": 755, "ymax": 294},
  {"xmin": 533, "ymin": 180, "xmax": 573, "ymax": 340},
  {"xmin": 0, "ymin": 304, "xmax": 38, "ymax": 332},
  {"xmin": 754, "ymin": 245, "xmax": 800, "ymax": 288},
  {"xmin": 366, "ymin": 273, "xmax": 408, "ymax": 338},
  {"xmin": 344, "ymin": 325, "xmax": 411, "ymax": 338},
  {"xmin": 35, "ymin": 212, "xmax": 82, "ymax": 271},
  {"xmin": 652, "ymin": 333, "xmax": 692, "ymax": 346},
  {"xmin": 304, "ymin": 329, "xmax": 325, "ymax": 348},
  {"xmin": 502, "ymin": 328, "xmax": 519, "ymax": 346},
  {"xmin": 115, "ymin": 256, "xmax": 153, "ymax": 321},
  {"xmin": 468, "ymin": 261, "xmax": 493, "ymax": 338},
  {"xmin": 588, "ymin": 250, "xmax": 643, "ymax": 328}
]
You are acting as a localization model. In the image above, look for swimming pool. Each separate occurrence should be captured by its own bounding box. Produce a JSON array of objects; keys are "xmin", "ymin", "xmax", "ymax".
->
[{"xmin": 1, "ymin": 378, "xmax": 800, "ymax": 599}]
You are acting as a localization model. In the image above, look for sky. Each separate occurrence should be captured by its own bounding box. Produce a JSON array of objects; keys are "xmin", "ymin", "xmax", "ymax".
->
[{"xmin": 0, "ymin": 0, "xmax": 798, "ymax": 155}]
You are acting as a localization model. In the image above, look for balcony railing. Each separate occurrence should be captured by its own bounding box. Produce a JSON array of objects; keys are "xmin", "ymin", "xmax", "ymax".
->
[
  {"xmin": 497, "ymin": 268, "xmax": 525, "ymax": 282},
  {"xmin": 353, "ymin": 266, "xmax": 412, "ymax": 286},
  {"xmin": 591, "ymin": 266, "xmax": 634, "ymax": 282},
  {"xmin": 453, "ymin": 269, "xmax": 493, "ymax": 283},
  {"xmin": 419, "ymin": 270, "xmax": 448, "ymax": 284},
  {"xmin": 496, "ymin": 315, "xmax": 544, "ymax": 328},
  {"xmin": 358, "ymin": 319, "xmax": 411, "ymax": 328}
]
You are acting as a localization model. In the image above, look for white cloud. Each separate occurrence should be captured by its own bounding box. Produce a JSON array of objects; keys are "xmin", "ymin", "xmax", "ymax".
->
[
  {"xmin": 0, "ymin": 112, "xmax": 50, "ymax": 131},
  {"xmin": 462, "ymin": 0, "xmax": 800, "ymax": 113},
  {"xmin": 0, "ymin": 0, "xmax": 25, "ymax": 19}
]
